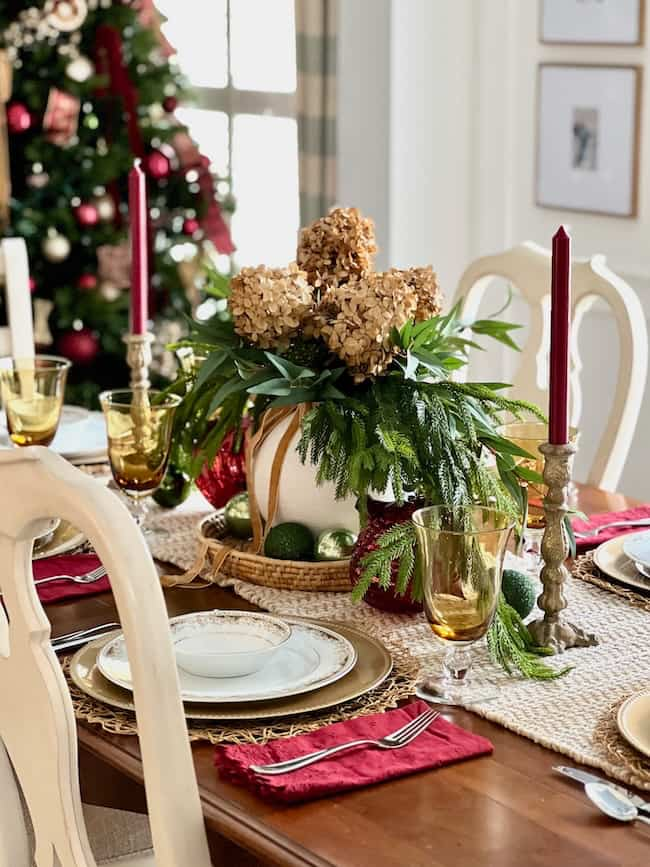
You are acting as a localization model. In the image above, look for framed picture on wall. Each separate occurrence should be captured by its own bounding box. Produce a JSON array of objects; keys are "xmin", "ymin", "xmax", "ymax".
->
[
  {"xmin": 540, "ymin": 0, "xmax": 645, "ymax": 45},
  {"xmin": 536, "ymin": 64, "xmax": 641, "ymax": 217}
]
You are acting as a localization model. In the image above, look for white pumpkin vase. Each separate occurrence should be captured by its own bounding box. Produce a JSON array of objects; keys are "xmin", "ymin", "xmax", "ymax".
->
[{"xmin": 252, "ymin": 414, "xmax": 360, "ymax": 537}]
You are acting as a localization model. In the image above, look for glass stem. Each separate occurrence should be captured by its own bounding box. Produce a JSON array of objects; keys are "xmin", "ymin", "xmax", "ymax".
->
[
  {"xmin": 442, "ymin": 645, "xmax": 473, "ymax": 688},
  {"xmin": 128, "ymin": 493, "xmax": 149, "ymax": 528}
]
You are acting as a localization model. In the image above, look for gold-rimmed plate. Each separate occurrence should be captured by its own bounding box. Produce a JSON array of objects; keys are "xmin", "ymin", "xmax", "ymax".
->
[
  {"xmin": 69, "ymin": 618, "xmax": 392, "ymax": 722},
  {"xmin": 617, "ymin": 689, "xmax": 650, "ymax": 759},
  {"xmin": 593, "ymin": 534, "xmax": 650, "ymax": 594},
  {"xmin": 33, "ymin": 520, "xmax": 87, "ymax": 560}
]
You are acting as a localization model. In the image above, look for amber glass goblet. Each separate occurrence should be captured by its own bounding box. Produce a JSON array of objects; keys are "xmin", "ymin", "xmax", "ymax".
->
[
  {"xmin": 0, "ymin": 355, "xmax": 71, "ymax": 447},
  {"xmin": 412, "ymin": 505, "xmax": 514, "ymax": 706},
  {"xmin": 100, "ymin": 389, "xmax": 181, "ymax": 539}
]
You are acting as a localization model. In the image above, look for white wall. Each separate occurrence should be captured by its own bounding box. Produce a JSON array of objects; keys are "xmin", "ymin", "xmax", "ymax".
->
[{"xmin": 338, "ymin": 0, "xmax": 650, "ymax": 499}]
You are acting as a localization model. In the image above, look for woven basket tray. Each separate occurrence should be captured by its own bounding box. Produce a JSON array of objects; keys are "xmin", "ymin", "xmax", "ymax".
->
[{"xmin": 197, "ymin": 513, "xmax": 352, "ymax": 592}]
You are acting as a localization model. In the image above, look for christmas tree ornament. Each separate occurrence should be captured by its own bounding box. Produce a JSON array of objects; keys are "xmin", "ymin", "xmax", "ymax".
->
[
  {"xmin": 74, "ymin": 202, "xmax": 99, "ymax": 227},
  {"xmin": 77, "ymin": 273, "xmax": 97, "ymax": 290},
  {"xmin": 43, "ymin": 88, "xmax": 80, "ymax": 145},
  {"xmin": 162, "ymin": 95, "xmax": 178, "ymax": 113},
  {"xmin": 26, "ymin": 171, "xmax": 49, "ymax": 189},
  {"xmin": 28, "ymin": 277, "xmax": 37, "ymax": 293},
  {"xmin": 7, "ymin": 103, "xmax": 32, "ymax": 134},
  {"xmin": 65, "ymin": 54, "xmax": 94, "ymax": 82},
  {"xmin": 98, "ymin": 281, "xmax": 121, "ymax": 302},
  {"xmin": 57, "ymin": 326, "xmax": 99, "ymax": 364},
  {"xmin": 97, "ymin": 242, "xmax": 131, "ymax": 288},
  {"xmin": 350, "ymin": 499, "xmax": 424, "ymax": 614},
  {"xmin": 196, "ymin": 429, "xmax": 247, "ymax": 510},
  {"xmin": 42, "ymin": 229, "xmax": 71, "ymax": 263},
  {"xmin": 92, "ymin": 192, "xmax": 116, "ymax": 222},
  {"xmin": 144, "ymin": 149, "xmax": 172, "ymax": 180},
  {"xmin": 223, "ymin": 493, "xmax": 253, "ymax": 540},
  {"xmin": 45, "ymin": 0, "xmax": 88, "ymax": 32},
  {"xmin": 182, "ymin": 217, "xmax": 200, "ymax": 236},
  {"xmin": 315, "ymin": 529, "xmax": 358, "ymax": 561}
]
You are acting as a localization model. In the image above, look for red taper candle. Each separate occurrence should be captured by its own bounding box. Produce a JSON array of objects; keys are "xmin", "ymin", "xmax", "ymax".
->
[
  {"xmin": 548, "ymin": 226, "xmax": 571, "ymax": 445},
  {"xmin": 128, "ymin": 159, "xmax": 148, "ymax": 335}
]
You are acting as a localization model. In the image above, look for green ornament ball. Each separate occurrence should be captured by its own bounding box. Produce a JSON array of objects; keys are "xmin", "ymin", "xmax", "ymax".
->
[
  {"xmin": 502, "ymin": 569, "xmax": 537, "ymax": 619},
  {"xmin": 315, "ymin": 528, "xmax": 358, "ymax": 561},
  {"xmin": 153, "ymin": 466, "xmax": 192, "ymax": 509},
  {"xmin": 264, "ymin": 522, "xmax": 315, "ymax": 561},
  {"xmin": 224, "ymin": 492, "xmax": 253, "ymax": 539}
]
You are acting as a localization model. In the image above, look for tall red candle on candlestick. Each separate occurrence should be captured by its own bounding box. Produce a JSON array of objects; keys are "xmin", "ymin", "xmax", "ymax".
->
[
  {"xmin": 548, "ymin": 226, "xmax": 571, "ymax": 445},
  {"xmin": 128, "ymin": 159, "xmax": 148, "ymax": 335}
]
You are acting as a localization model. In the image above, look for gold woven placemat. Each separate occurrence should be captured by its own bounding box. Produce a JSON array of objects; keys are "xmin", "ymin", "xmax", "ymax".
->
[
  {"xmin": 64, "ymin": 644, "xmax": 419, "ymax": 746},
  {"xmin": 593, "ymin": 696, "xmax": 650, "ymax": 791},
  {"xmin": 573, "ymin": 552, "xmax": 650, "ymax": 612}
]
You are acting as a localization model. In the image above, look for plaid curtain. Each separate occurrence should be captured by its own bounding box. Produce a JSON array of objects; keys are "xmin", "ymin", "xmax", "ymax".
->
[{"xmin": 295, "ymin": 0, "xmax": 337, "ymax": 226}]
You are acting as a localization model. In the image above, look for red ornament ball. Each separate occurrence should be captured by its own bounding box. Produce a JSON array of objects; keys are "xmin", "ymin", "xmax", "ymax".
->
[
  {"xmin": 7, "ymin": 103, "xmax": 32, "ymax": 134},
  {"xmin": 77, "ymin": 273, "xmax": 98, "ymax": 290},
  {"xmin": 182, "ymin": 217, "xmax": 200, "ymax": 235},
  {"xmin": 162, "ymin": 95, "xmax": 178, "ymax": 113},
  {"xmin": 28, "ymin": 277, "xmax": 36, "ymax": 293},
  {"xmin": 74, "ymin": 203, "xmax": 99, "ymax": 227},
  {"xmin": 57, "ymin": 328, "xmax": 100, "ymax": 365},
  {"xmin": 349, "ymin": 499, "xmax": 425, "ymax": 614},
  {"xmin": 199, "ymin": 154, "xmax": 211, "ymax": 169},
  {"xmin": 144, "ymin": 150, "xmax": 171, "ymax": 179},
  {"xmin": 196, "ymin": 428, "xmax": 247, "ymax": 509}
]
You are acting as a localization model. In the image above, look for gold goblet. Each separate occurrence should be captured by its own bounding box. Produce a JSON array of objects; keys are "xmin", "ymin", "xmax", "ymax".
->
[
  {"xmin": 498, "ymin": 422, "xmax": 579, "ymax": 570},
  {"xmin": 412, "ymin": 505, "xmax": 514, "ymax": 706},
  {"xmin": 0, "ymin": 355, "xmax": 71, "ymax": 447},
  {"xmin": 100, "ymin": 389, "xmax": 182, "ymax": 539}
]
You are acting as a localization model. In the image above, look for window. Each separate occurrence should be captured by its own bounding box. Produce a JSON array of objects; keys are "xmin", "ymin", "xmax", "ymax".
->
[{"xmin": 158, "ymin": 0, "xmax": 299, "ymax": 268}]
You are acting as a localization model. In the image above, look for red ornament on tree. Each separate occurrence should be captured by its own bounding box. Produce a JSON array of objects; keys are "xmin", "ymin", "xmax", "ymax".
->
[
  {"xmin": 350, "ymin": 499, "xmax": 425, "ymax": 614},
  {"xmin": 77, "ymin": 273, "xmax": 98, "ymax": 290},
  {"xmin": 57, "ymin": 328, "xmax": 100, "ymax": 365},
  {"xmin": 162, "ymin": 95, "xmax": 178, "ymax": 113},
  {"xmin": 28, "ymin": 277, "xmax": 36, "ymax": 293},
  {"xmin": 196, "ymin": 428, "xmax": 247, "ymax": 509},
  {"xmin": 7, "ymin": 103, "xmax": 32, "ymax": 134},
  {"xmin": 144, "ymin": 149, "xmax": 171, "ymax": 179},
  {"xmin": 182, "ymin": 217, "xmax": 200, "ymax": 236},
  {"xmin": 74, "ymin": 203, "xmax": 100, "ymax": 227}
]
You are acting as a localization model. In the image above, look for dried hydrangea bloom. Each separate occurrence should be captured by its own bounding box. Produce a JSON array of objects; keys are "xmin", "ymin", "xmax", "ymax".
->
[
  {"xmin": 230, "ymin": 263, "xmax": 314, "ymax": 350},
  {"xmin": 297, "ymin": 207, "xmax": 377, "ymax": 290},
  {"xmin": 314, "ymin": 271, "xmax": 420, "ymax": 381},
  {"xmin": 391, "ymin": 265, "xmax": 443, "ymax": 321}
]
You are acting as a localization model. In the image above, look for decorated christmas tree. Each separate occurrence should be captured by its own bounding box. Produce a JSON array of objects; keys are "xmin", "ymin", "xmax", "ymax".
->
[{"xmin": 0, "ymin": 0, "xmax": 234, "ymax": 406}]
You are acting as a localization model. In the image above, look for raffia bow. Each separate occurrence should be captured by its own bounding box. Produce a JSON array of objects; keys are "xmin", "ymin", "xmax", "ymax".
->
[{"xmin": 163, "ymin": 403, "xmax": 311, "ymax": 587}]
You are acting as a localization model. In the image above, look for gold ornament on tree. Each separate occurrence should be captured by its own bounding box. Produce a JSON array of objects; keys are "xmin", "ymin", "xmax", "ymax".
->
[
  {"xmin": 230, "ymin": 263, "xmax": 314, "ymax": 350},
  {"xmin": 297, "ymin": 207, "xmax": 377, "ymax": 290},
  {"xmin": 45, "ymin": 0, "xmax": 88, "ymax": 32},
  {"xmin": 42, "ymin": 228, "xmax": 71, "ymax": 263},
  {"xmin": 92, "ymin": 191, "xmax": 116, "ymax": 222}
]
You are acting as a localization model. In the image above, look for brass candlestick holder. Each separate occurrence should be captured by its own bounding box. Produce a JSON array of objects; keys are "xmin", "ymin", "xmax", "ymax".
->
[
  {"xmin": 123, "ymin": 332, "xmax": 154, "ymax": 391},
  {"xmin": 527, "ymin": 441, "xmax": 598, "ymax": 653}
]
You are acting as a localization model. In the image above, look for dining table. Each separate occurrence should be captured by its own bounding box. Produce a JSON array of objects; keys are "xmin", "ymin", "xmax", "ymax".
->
[{"xmin": 47, "ymin": 483, "xmax": 649, "ymax": 867}]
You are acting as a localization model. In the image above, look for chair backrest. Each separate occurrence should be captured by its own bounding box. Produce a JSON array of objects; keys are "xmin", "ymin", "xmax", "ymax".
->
[
  {"xmin": 454, "ymin": 241, "xmax": 648, "ymax": 491},
  {"xmin": 0, "ymin": 237, "xmax": 34, "ymax": 358},
  {"xmin": 0, "ymin": 448, "xmax": 212, "ymax": 867}
]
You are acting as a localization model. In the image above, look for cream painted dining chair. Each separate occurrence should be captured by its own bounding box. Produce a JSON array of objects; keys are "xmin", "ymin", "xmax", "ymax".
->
[
  {"xmin": 454, "ymin": 242, "xmax": 648, "ymax": 492},
  {"xmin": 0, "ymin": 447, "xmax": 213, "ymax": 866},
  {"xmin": 0, "ymin": 237, "xmax": 34, "ymax": 357}
]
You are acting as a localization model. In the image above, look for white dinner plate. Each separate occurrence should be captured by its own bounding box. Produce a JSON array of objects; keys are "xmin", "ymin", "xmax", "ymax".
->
[
  {"xmin": 617, "ymin": 689, "xmax": 650, "ymax": 759},
  {"xmin": 622, "ymin": 531, "xmax": 650, "ymax": 572},
  {"xmin": 593, "ymin": 533, "xmax": 650, "ymax": 593},
  {"xmin": 97, "ymin": 612, "xmax": 358, "ymax": 703}
]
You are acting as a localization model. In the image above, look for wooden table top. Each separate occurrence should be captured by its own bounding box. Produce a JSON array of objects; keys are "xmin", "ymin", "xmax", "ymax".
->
[{"xmin": 48, "ymin": 484, "xmax": 650, "ymax": 867}]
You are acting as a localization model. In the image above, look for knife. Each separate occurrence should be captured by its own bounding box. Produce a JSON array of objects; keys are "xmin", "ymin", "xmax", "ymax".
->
[
  {"xmin": 553, "ymin": 765, "xmax": 650, "ymax": 811},
  {"xmin": 51, "ymin": 623, "xmax": 120, "ymax": 653}
]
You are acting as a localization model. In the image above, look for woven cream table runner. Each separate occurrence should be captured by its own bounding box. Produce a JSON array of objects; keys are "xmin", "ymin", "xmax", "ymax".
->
[{"xmin": 148, "ymin": 494, "xmax": 650, "ymax": 789}]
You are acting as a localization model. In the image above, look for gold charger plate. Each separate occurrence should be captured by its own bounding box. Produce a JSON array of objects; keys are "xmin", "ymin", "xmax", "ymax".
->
[
  {"xmin": 617, "ymin": 689, "xmax": 650, "ymax": 759},
  {"xmin": 593, "ymin": 535, "xmax": 650, "ymax": 594},
  {"xmin": 33, "ymin": 520, "xmax": 86, "ymax": 560},
  {"xmin": 69, "ymin": 618, "xmax": 393, "ymax": 722}
]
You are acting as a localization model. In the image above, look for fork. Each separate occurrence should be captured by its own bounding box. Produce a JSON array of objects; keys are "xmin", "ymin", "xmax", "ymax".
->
[
  {"xmin": 250, "ymin": 708, "xmax": 440, "ymax": 776},
  {"xmin": 573, "ymin": 518, "xmax": 650, "ymax": 539},
  {"xmin": 35, "ymin": 565, "xmax": 107, "ymax": 586}
]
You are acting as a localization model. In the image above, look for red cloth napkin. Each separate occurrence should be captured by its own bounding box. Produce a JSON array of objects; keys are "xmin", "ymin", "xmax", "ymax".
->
[
  {"xmin": 214, "ymin": 700, "xmax": 493, "ymax": 804},
  {"xmin": 32, "ymin": 554, "xmax": 110, "ymax": 604},
  {"xmin": 572, "ymin": 505, "xmax": 650, "ymax": 553}
]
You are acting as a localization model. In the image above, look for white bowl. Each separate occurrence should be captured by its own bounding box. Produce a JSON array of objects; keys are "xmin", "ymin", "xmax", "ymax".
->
[
  {"xmin": 173, "ymin": 611, "xmax": 292, "ymax": 679},
  {"xmin": 622, "ymin": 530, "xmax": 650, "ymax": 571}
]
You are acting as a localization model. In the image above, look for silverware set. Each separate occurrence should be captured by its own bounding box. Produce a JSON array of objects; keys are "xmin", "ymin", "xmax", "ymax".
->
[
  {"xmin": 51, "ymin": 622, "xmax": 120, "ymax": 652},
  {"xmin": 250, "ymin": 708, "xmax": 440, "ymax": 775},
  {"xmin": 553, "ymin": 765, "xmax": 650, "ymax": 827}
]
